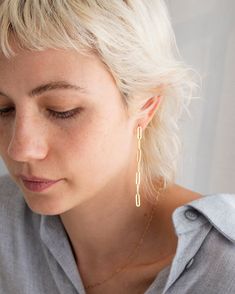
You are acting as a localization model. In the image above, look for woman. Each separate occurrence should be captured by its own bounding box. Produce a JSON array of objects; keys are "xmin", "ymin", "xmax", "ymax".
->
[{"xmin": 0, "ymin": 1, "xmax": 234, "ymax": 293}]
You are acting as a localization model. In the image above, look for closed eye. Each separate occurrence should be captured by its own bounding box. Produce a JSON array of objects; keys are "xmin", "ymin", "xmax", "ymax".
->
[
  {"xmin": 47, "ymin": 108, "xmax": 83, "ymax": 120},
  {"xmin": 0, "ymin": 107, "xmax": 83, "ymax": 120}
]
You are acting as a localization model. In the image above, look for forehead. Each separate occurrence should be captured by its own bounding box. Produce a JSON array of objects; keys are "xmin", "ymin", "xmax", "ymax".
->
[
  {"xmin": 0, "ymin": 45, "xmax": 103, "ymax": 78},
  {"xmin": 0, "ymin": 44, "xmax": 116, "ymax": 99}
]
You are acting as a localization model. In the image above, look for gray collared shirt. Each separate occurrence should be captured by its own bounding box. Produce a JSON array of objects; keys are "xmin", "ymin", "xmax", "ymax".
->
[{"xmin": 0, "ymin": 173, "xmax": 235, "ymax": 294}]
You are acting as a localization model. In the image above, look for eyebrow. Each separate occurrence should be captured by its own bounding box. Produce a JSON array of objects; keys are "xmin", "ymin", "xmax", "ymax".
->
[{"xmin": 0, "ymin": 80, "xmax": 89, "ymax": 99}]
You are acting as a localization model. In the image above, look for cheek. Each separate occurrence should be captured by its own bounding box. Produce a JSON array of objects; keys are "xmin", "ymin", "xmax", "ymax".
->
[
  {"xmin": 54, "ymin": 104, "xmax": 131, "ymax": 180},
  {"xmin": 61, "ymin": 122, "xmax": 109, "ymax": 165},
  {"xmin": 60, "ymin": 119, "xmax": 123, "ymax": 177}
]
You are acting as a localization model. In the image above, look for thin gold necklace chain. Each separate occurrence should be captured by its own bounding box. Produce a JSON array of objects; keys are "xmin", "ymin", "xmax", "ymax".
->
[{"xmin": 84, "ymin": 182, "xmax": 165, "ymax": 290}]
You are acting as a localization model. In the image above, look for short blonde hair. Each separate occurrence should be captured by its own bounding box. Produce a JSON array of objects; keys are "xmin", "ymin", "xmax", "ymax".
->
[{"xmin": 0, "ymin": 0, "xmax": 199, "ymax": 202}]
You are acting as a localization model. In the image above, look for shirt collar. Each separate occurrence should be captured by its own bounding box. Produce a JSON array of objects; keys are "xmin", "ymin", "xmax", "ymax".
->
[
  {"xmin": 162, "ymin": 193, "xmax": 235, "ymax": 293},
  {"xmin": 172, "ymin": 193, "xmax": 235, "ymax": 243}
]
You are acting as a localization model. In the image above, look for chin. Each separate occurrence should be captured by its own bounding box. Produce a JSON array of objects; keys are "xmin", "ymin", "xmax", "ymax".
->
[{"xmin": 23, "ymin": 195, "xmax": 68, "ymax": 216}]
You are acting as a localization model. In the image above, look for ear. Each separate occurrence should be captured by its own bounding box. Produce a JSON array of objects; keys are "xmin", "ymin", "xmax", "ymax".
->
[{"xmin": 139, "ymin": 95, "xmax": 162, "ymax": 129}]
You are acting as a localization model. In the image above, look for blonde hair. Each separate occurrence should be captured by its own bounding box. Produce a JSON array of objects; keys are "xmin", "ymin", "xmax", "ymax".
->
[{"xmin": 0, "ymin": 0, "xmax": 199, "ymax": 203}]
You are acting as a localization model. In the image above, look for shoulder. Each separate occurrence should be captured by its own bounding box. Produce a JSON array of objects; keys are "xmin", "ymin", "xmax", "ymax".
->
[
  {"xmin": 0, "ymin": 173, "xmax": 42, "ymax": 262},
  {"xmin": 0, "ymin": 173, "xmax": 25, "ymax": 213},
  {"xmin": 0, "ymin": 173, "xmax": 20, "ymax": 197},
  {"xmin": 167, "ymin": 185, "xmax": 235, "ymax": 243},
  {"xmin": 186, "ymin": 193, "xmax": 235, "ymax": 243},
  {"xmin": 178, "ymin": 193, "xmax": 235, "ymax": 273},
  {"xmin": 167, "ymin": 222, "xmax": 235, "ymax": 293},
  {"xmin": 0, "ymin": 173, "xmax": 41, "ymax": 233},
  {"xmin": 0, "ymin": 175, "xmax": 53, "ymax": 293},
  {"xmin": 165, "ymin": 193, "xmax": 235, "ymax": 293}
]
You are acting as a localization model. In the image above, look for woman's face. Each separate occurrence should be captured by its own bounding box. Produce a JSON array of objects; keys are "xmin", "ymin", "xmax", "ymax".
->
[{"xmin": 0, "ymin": 43, "xmax": 138, "ymax": 215}]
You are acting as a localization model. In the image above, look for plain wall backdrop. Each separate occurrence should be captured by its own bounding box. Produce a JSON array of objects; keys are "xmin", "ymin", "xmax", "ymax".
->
[
  {"xmin": 167, "ymin": 0, "xmax": 235, "ymax": 194},
  {"xmin": 0, "ymin": 0, "xmax": 234, "ymax": 195}
]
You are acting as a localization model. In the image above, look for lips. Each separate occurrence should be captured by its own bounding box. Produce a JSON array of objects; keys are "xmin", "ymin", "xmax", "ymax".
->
[
  {"xmin": 21, "ymin": 178, "xmax": 61, "ymax": 192},
  {"xmin": 19, "ymin": 174, "xmax": 62, "ymax": 192}
]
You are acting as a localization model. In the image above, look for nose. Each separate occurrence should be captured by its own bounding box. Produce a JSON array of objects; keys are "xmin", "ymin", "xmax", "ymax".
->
[{"xmin": 7, "ymin": 114, "xmax": 49, "ymax": 162}]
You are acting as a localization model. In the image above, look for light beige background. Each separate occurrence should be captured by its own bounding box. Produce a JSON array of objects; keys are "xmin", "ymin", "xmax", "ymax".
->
[{"xmin": 167, "ymin": 0, "xmax": 235, "ymax": 194}]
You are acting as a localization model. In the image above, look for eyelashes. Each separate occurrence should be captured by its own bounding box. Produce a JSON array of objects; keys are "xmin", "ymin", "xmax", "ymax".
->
[
  {"xmin": 0, "ymin": 107, "xmax": 83, "ymax": 121},
  {"xmin": 47, "ymin": 108, "xmax": 83, "ymax": 120}
]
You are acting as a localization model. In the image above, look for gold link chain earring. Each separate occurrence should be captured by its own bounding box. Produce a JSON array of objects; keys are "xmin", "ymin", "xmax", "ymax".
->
[{"xmin": 135, "ymin": 125, "xmax": 142, "ymax": 207}]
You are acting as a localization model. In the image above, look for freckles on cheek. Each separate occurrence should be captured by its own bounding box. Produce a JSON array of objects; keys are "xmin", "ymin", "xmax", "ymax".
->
[
  {"xmin": 60, "ymin": 124, "xmax": 93, "ymax": 156},
  {"xmin": 60, "ymin": 108, "xmax": 109, "ymax": 157}
]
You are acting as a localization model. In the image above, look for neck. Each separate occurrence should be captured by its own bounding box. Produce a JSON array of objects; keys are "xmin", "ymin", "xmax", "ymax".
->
[{"xmin": 59, "ymin": 179, "xmax": 160, "ymax": 273}]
